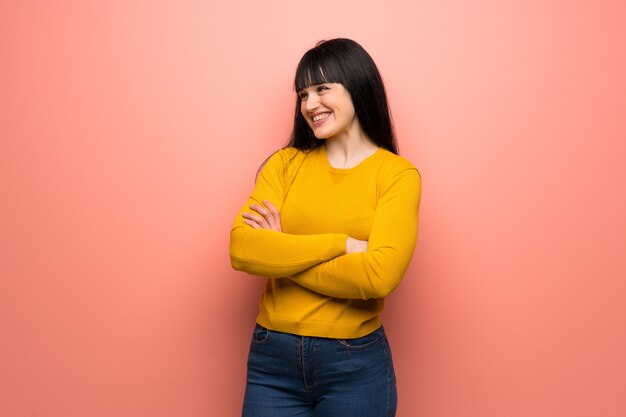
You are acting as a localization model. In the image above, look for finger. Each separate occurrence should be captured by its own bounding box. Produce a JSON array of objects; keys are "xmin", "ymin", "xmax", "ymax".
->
[
  {"xmin": 243, "ymin": 211, "xmax": 270, "ymax": 229},
  {"xmin": 263, "ymin": 200, "xmax": 281, "ymax": 232},
  {"xmin": 249, "ymin": 204, "xmax": 273, "ymax": 229},
  {"xmin": 244, "ymin": 219, "xmax": 262, "ymax": 229}
]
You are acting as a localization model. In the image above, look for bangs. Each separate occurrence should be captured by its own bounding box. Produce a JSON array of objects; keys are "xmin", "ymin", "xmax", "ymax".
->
[{"xmin": 294, "ymin": 49, "xmax": 346, "ymax": 92}]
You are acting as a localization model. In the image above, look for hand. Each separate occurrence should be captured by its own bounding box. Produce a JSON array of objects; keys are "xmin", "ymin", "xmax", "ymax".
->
[
  {"xmin": 242, "ymin": 200, "xmax": 282, "ymax": 232},
  {"xmin": 346, "ymin": 236, "xmax": 368, "ymax": 254}
]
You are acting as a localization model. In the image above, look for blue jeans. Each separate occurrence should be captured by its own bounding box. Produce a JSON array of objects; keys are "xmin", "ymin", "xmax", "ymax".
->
[{"xmin": 242, "ymin": 324, "xmax": 397, "ymax": 417}]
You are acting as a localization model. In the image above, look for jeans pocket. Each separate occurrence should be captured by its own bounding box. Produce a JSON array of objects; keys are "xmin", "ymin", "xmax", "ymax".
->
[
  {"xmin": 251, "ymin": 324, "xmax": 271, "ymax": 345},
  {"xmin": 337, "ymin": 326, "xmax": 384, "ymax": 349}
]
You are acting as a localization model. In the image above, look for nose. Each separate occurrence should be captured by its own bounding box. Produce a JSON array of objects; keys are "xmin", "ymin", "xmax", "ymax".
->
[{"xmin": 305, "ymin": 93, "xmax": 320, "ymax": 112}]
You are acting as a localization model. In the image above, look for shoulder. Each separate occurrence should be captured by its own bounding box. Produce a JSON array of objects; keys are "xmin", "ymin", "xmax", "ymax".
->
[
  {"xmin": 376, "ymin": 149, "xmax": 421, "ymax": 181},
  {"xmin": 257, "ymin": 146, "xmax": 310, "ymax": 182},
  {"xmin": 266, "ymin": 146, "xmax": 308, "ymax": 163},
  {"xmin": 370, "ymin": 149, "xmax": 421, "ymax": 201},
  {"xmin": 259, "ymin": 147, "xmax": 296, "ymax": 168},
  {"xmin": 265, "ymin": 147, "xmax": 310, "ymax": 170}
]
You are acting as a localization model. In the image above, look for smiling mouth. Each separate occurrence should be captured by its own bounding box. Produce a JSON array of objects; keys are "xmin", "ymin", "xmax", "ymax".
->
[{"xmin": 312, "ymin": 112, "xmax": 331, "ymax": 124}]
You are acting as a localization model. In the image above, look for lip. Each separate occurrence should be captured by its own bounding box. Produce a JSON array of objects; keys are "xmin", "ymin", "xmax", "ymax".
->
[{"xmin": 309, "ymin": 111, "xmax": 332, "ymax": 127}]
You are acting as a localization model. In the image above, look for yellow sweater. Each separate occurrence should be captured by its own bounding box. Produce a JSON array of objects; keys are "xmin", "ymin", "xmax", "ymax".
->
[{"xmin": 229, "ymin": 144, "xmax": 421, "ymax": 339}]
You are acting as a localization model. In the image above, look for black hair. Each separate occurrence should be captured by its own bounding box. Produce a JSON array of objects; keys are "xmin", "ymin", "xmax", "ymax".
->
[{"xmin": 286, "ymin": 38, "xmax": 398, "ymax": 154}]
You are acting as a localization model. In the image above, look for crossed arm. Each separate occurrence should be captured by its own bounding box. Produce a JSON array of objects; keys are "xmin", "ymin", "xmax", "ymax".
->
[
  {"xmin": 231, "ymin": 166, "xmax": 421, "ymax": 300},
  {"xmin": 242, "ymin": 200, "xmax": 368, "ymax": 254}
]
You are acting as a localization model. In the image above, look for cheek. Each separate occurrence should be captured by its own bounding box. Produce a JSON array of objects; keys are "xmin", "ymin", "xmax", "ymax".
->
[{"xmin": 346, "ymin": 102, "xmax": 356, "ymax": 120}]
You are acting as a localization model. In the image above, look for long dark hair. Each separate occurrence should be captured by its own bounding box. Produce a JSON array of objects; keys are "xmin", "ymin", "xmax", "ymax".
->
[{"xmin": 287, "ymin": 38, "xmax": 398, "ymax": 154}]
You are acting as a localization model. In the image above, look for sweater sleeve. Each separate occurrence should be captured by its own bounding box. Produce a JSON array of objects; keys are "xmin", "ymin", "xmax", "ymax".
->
[
  {"xmin": 288, "ymin": 168, "xmax": 421, "ymax": 299},
  {"xmin": 229, "ymin": 149, "xmax": 347, "ymax": 278}
]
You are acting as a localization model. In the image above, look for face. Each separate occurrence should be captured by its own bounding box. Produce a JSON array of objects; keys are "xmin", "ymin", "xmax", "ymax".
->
[{"xmin": 298, "ymin": 83, "xmax": 360, "ymax": 140}]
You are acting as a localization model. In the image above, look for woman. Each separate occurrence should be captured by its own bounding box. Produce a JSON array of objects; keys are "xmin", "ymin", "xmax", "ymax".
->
[{"xmin": 229, "ymin": 38, "xmax": 421, "ymax": 417}]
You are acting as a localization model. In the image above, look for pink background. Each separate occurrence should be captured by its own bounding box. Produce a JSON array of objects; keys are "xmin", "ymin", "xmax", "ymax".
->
[{"xmin": 2, "ymin": 1, "xmax": 625, "ymax": 416}]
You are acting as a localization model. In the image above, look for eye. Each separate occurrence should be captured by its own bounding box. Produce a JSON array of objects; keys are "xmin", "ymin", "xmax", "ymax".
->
[
  {"xmin": 298, "ymin": 91, "xmax": 308, "ymax": 100},
  {"xmin": 317, "ymin": 85, "xmax": 329, "ymax": 93}
]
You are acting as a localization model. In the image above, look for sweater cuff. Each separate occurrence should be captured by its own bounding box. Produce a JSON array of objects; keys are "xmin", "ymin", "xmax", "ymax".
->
[{"xmin": 326, "ymin": 234, "xmax": 347, "ymax": 259}]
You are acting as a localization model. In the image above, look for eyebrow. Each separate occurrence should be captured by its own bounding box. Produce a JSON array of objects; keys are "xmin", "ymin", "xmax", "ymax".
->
[{"xmin": 297, "ymin": 83, "xmax": 327, "ymax": 94}]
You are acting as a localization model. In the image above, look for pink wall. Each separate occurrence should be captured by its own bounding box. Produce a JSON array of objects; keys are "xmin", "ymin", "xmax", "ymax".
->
[{"xmin": 2, "ymin": 1, "xmax": 625, "ymax": 416}]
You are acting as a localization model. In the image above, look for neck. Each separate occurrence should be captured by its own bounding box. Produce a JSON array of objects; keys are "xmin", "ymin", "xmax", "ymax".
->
[{"xmin": 323, "ymin": 129, "xmax": 379, "ymax": 169}]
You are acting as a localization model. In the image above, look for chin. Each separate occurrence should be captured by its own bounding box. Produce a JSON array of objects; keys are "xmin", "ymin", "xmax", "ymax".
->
[{"xmin": 313, "ymin": 130, "xmax": 333, "ymax": 140}]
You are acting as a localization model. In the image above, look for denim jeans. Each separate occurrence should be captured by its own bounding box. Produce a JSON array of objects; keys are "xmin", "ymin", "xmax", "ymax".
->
[{"xmin": 242, "ymin": 324, "xmax": 397, "ymax": 417}]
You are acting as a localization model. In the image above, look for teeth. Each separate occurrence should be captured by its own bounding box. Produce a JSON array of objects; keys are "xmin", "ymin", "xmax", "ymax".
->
[{"xmin": 313, "ymin": 113, "xmax": 330, "ymax": 122}]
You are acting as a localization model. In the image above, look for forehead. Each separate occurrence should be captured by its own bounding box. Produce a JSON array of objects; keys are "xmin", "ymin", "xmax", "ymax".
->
[
  {"xmin": 295, "ymin": 60, "xmax": 343, "ymax": 90},
  {"xmin": 297, "ymin": 67, "xmax": 325, "ymax": 87}
]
